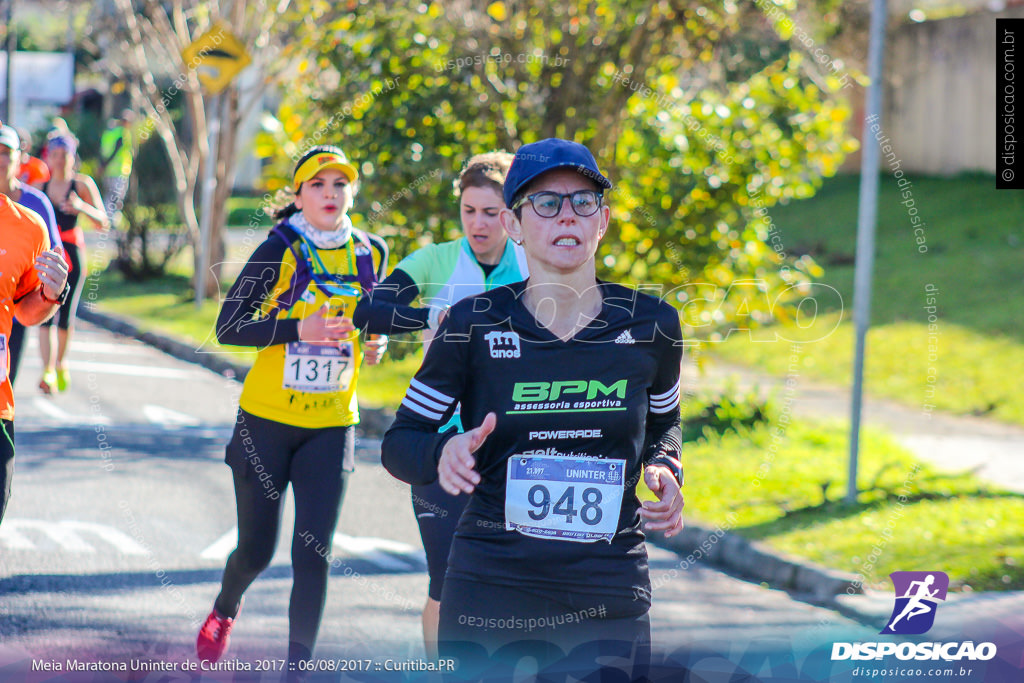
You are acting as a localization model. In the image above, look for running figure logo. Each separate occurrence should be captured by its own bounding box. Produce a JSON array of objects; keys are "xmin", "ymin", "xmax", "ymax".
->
[{"xmin": 880, "ymin": 571, "xmax": 949, "ymax": 635}]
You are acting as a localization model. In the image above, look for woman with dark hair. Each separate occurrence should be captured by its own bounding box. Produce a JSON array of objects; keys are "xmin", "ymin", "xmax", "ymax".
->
[
  {"xmin": 39, "ymin": 133, "xmax": 108, "ymax": 393},
  {"xmin": 381, "ymin": 139, "xmax": 684, "ymax": 680},
  {"xmin": 354, "ymin": 150, "xmax": 526, "ymax": 659},
  {"xmin": 197, "ymin": 145, "xmax": 388, "ymax": 673}
]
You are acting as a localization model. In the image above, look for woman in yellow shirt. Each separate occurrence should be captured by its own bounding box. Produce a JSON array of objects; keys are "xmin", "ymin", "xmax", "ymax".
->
[{"xmin": 197, "ymin": 146, "xmax": 387, "ymax": 672}]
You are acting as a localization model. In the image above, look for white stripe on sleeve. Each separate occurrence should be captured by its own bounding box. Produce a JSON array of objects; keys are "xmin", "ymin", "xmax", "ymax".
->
[
  {"xmin": 404, "ymin": 385, "xmax": 449, "ymax": 413},
  {"xmin": 401, "ymin": 395, "xmax": 445, "ymax": 420},
  {"xmin": 649, "ymin": 399, "xmax": 679, "ymax": 415},
  {"xmin": 650, "ymin": 393, "xmax": 679, "ymax": 409},
  {"xmin": 650, "ymin": 380, "xmax": 680, "ymax": 404},
  {"xmin": 410, "ymin": 378, "xmax": 455, "ymax": 405},
  {"xmin": 649, "ymin": 381, "xmax": 680, "ymax": 414}
]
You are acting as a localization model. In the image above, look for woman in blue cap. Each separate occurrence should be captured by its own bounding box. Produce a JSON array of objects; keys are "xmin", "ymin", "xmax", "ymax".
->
[
  {"xmin": 197, "ymin": 145, "xmax": 388, "ymax": 674},
  {"xmin": 382, "ymin": 138, "xmax": 685, "ymax": 679},
  {"xmin": 39, "ymin": 132, "xmax": 107, "ymax": 394}
]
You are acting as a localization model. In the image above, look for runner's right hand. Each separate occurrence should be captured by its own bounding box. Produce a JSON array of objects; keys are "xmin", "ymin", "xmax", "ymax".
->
[
  {"xmin": 35, "ymin": 249, "xmax": 69, "ymax": 301},
  {"xmin": 438, "ymin": 412, "xmax": 495, "ymax": 495},
  {"xmin": 362, "ymin": 334, "xmax": 388, "ymax": 365},
  {"xmin": 298, "ymin": 303, "xmax": 354, "ymax": 345}
]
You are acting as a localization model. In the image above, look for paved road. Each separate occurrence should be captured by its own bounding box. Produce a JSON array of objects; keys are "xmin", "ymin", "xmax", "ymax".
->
[{"xmin": 1, "ymin": 323, "xmax": 1012, "ymax": 681}]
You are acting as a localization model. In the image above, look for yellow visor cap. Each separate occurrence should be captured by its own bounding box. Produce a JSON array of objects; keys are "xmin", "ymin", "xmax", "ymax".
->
[{"xmin": 294, "ymin": 152, "xmax": 358, "ymax": 186}]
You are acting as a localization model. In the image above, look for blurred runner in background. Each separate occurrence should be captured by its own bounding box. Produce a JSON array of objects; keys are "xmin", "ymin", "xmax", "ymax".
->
[{"xmin": 39, "ymin": 133, "xmax": 108, "ymax": 394}]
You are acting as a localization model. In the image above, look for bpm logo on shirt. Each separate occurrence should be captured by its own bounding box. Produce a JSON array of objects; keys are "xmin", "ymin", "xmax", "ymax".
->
[
  {"xmin": 880, "ymin": 571, "xmax": 949, "ymax": 635},
  {"xmin": 485, "ymin": 330, "xmax": 521, "ymax": 359}
]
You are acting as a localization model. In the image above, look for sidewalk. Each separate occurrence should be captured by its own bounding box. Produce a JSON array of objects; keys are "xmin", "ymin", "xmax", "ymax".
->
[
  {"xmin": 76, "ymin": 307, "xmax": 1024, "ymax": 633},
  {"xmin": 688, "ymin": 355, "xmax": 1024, "ymax": 495}
]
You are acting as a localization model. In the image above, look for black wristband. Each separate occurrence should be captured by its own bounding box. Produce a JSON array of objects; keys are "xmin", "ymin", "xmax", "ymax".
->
[
  {"xmin": 41, "ymin": 280, "xmax": 70, "ymax": 305},
  {"xmin": 650, "ymin": 454, "xmax": 684, "ymax": 487}
]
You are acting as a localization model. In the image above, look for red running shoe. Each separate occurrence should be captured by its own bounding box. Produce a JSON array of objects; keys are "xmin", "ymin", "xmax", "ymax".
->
[{"xmin": 196, "ymin": 606, "xmax": 237, "ymax": 663}]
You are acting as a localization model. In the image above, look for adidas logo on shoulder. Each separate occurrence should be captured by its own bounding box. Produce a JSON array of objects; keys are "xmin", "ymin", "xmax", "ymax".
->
[{"xmin": 614, "ymin": 329, "xmax": 636, "ymax": 344}]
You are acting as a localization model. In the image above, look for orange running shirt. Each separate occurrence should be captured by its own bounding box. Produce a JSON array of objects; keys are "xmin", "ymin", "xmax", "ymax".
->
[{"xmin": 0, "ymin": 194, "xmax": 49, "ymax": 419}]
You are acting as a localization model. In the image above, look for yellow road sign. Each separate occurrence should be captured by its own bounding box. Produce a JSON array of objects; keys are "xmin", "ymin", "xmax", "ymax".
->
[{"xmin": 182, "ymin": 23, "xmax": 252, "ymax": 95}]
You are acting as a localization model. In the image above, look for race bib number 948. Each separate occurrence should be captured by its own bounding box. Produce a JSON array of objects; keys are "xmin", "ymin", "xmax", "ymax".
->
[{"xmin": 505, "ymin": 455, "xmax": 626, "ymax": 543}]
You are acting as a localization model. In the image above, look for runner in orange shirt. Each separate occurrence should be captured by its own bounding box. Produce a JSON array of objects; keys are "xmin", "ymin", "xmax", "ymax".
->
[
  {"xmin": 15, "ymin": 128, "xmax": 50, "ymax": 188},
  {"xmin": 0, "ymin": 193, "xmax": 69, "ymax": 525}
]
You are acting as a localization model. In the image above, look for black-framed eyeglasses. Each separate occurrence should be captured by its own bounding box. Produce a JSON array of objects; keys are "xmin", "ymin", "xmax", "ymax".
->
[{"xmin": 512, "ymin": 190, "xmax": 603, "ymax": 218}]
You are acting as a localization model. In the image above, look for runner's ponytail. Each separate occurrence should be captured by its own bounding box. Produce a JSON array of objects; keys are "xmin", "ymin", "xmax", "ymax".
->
[{"xmin": 273, "ymin": 202, "xmax": 301, "ymax": 221}]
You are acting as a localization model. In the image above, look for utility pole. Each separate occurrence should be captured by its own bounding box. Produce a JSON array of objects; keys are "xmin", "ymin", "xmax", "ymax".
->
[
  {"xmin": 3, "ymin": 0, "xmax": 15, "ymax": 122},
  {"xmin": 848, "ymin": 0, "xmax": 889, "ymax": 504}
]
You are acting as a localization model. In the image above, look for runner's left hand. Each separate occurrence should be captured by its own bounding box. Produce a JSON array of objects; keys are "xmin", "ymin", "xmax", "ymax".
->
[
  {"xmin": 61, "ymin": 194, "xmax": 88, "ymax": 215},
  {"xmin": 639, "ymin": 465, "xmax": 684, "ymax": 537}
]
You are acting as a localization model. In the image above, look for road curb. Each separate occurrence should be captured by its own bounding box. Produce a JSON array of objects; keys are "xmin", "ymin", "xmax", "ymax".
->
[
  {"xmin": 649, "ymin": 522, "xmax": 865, "ymax": 609},
  {"xmin": 77, "ymin": 305, "xmax": 397, "ymax": 438}
]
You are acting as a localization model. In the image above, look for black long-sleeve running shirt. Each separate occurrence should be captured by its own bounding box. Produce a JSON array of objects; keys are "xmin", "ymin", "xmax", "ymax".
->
[
  {"xmin": 216, "ymin": 234, "xmax": 303, "ymax": 348},
  {"xmin": 381, "ymin": 280, "xmax": 683, "ymax": 614},
  {"xmin": 351, "ymin": 268, "xmax": 429, "ymax": 334}
]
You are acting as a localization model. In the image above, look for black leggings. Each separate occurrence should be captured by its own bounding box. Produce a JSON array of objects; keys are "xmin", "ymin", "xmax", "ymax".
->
[
  {"xmin": 41, "ymin": 242, "xmax": 84, "ymax": 331},
  {"xmin": 214, "ymin": 409, "xmax": 355, "ymax": 663},
  {"xmin": 8, "ymin": 321, "xmax": 24, "ymax": 385},
  {"xmin": 411, "ymin": 480, "xmax": 468, "ymax": 601},
  {"xmin": 0, "ymin": 420, "xmax": 14, "ymax": 525},
  {"xmin": 439, "ymin": 578, "xmax": 651, "ymax": 681}
]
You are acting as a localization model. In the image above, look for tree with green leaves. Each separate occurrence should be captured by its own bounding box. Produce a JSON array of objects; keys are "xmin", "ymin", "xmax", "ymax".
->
[
  {"xmin": 92, "ymin": 0, "xmax": 353, "ymax": 296},
  {"xmin": 259, "ymin": 0, "xmax": 857, "ymax": 338}
]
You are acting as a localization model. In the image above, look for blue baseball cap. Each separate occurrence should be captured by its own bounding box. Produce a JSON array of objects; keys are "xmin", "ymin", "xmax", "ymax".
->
[{"xmin": 503, "ymin": 138, "xmax": 612, "ymax": 208}]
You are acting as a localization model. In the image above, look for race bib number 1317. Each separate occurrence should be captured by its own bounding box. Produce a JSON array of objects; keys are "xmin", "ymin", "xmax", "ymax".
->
[{"xmin": 283, "ymin": 341, "xmax": 354, "ymax": 393}]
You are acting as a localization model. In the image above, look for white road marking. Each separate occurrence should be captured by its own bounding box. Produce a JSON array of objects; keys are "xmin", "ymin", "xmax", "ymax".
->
[
  {"xmin": 31, "ymin": 397, "xmax": 112, "ymax": 425},
  {"xmin": 71, "ymin": 341, "xmax": 151, "ymax": 354},
  {"xmin": 200, "ymin": 528, "xmax": 423, "ymax": 570},
  {"xmin": 332, "ymin": 533, "xmax": 422, "ymax": 571},
  {"xmin": 67, "ymin": 360, "xmax": 202, "ymax": 380},
  {"xmin": 0, "ymin": 519, "xmax": 148, "ymax": 555},
  {"xmin": 200, "ymin": 528, "xmax": 238, "ymax": 561},
  {"xmin": 142, "ymin": 405, "xmax": 202, "ymax": 426}
]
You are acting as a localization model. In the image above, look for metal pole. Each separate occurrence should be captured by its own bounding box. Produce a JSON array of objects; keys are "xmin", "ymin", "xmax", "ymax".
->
[
  {"xmin": 848, "ymin": 0, "xmax": 889, "ymax": 504},
  {"xmin": 65, "ymin": 0, "xmax": 74, "ymax": 53},
  {"xmin": 195, "ymin": 93, "xmax": 220, "ymax": 309},
  {"xmin": 3, "ymin": 0, "xmax": 15, "ymax": 122}
]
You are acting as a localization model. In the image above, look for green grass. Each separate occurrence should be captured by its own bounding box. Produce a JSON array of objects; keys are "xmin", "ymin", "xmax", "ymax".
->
[
  {"xmin": 713, "ymin": 173, "xmax": 1024, "ymax": 425},
  {"xmin": 352, "ymin": 350, "xmax": 424, "ymax": 408},
  {"xmin": 684, "ymin": 419, "xmax": 1024, "ymax": 591},
  {"xmin": 226, "ymin": 196, "xmax": 275, "ymax": 228}
]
